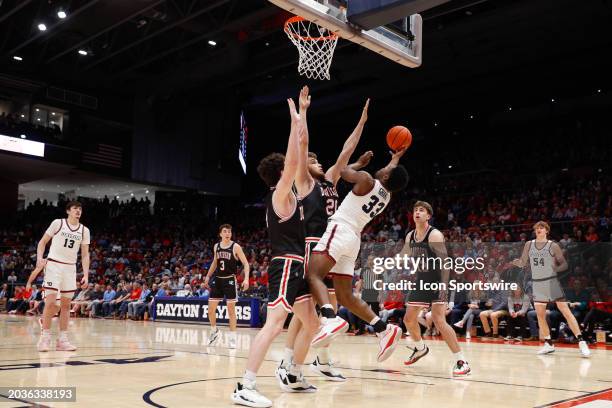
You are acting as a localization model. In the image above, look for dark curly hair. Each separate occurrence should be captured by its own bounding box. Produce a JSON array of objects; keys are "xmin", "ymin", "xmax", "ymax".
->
[
  {"xmin": 257, "ymin": 153, "xmax": 285, "ymax": 187},
  {"xmin": 385, "ymin": 165, "xmax": 409, "ymax": 192}
]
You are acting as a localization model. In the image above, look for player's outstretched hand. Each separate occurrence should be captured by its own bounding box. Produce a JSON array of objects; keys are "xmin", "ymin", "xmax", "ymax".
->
[
  {"xmin": 359, "ymin": 98, "xmax": 370, "ymax": 124},
  {"xmin": 299, "ymin": 86, "xmax": 311, "ymax": 111},
  {"xmin": 288, "ymin": 98, "xmax": 300, "ymax": 122},
  {"xmin": 357, "ymin": 151, "xmax": 373, "ymax": 167},
  {"xmin": 241, "ymin": 280, "xmax": 249, "ymax": 291},
  {"xmin": 390, "ymin": 145, "xmax": 409, "ymax": 161}
]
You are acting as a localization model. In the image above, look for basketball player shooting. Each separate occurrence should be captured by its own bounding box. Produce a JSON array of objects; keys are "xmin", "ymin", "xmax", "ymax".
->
[
  {"xmin": 231, "ymin": 93, "xmax": 320, "ymax": 408},
  {"xmin": 278, "ymin": 90, "xmax": 372, "ymax": 383},
  {"xmin": 36, "ymin": 201, "xmax": 90, "ymax": 352},
  {"xmin": 402, "ymin": 201, "xmax": 470, "ymax": 376},
  {"xmin": 512, "ymin": 221, "xmax": 590, "ymax": 357},
  {"xmin": 204, "ymin": 223, "xmax": 250, "ymax": 349},
  {"xmin": 307, "ymin": 144, "xmax": 410, "ymax": 362}
]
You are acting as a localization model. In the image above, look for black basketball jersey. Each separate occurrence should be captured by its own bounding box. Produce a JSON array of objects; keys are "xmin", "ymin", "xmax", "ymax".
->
[
  {"xmin": 407, "ymin": 226, "xmax": 441, "ymax": 275},
  {"xmin": 302, "ymin": 179, "xmax": 339, "ymax": 238},
  {"xmin": 215, "ymin": 241, "xmax": 238, "ymax": 277},
  {"xmin": 265, "ymin": 188, "xmax": 305, "ymax": 257}
]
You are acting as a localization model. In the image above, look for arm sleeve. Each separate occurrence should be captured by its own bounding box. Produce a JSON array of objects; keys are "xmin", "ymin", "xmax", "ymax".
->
[{"xmin": 45, "ymin": 219, "xmax": 62, "ymax": 236}]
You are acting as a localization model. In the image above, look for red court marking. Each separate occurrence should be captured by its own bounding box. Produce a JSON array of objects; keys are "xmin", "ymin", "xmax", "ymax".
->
[{"xmin": 542, "ymin": 388, "xmax": 612, "ymax": 408}]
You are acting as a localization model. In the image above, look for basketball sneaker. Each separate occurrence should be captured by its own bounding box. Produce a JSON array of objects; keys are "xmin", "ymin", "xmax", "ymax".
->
[
  {"xmin": 279, "ymin": 369, "xmax": 317, "ymax": 393},
  {"xmin": 453, "ymin": 360, "xmax": 471, "ymax": 376},
  {"xmin": 231, "ymin": 381, "xmax": 272, "ymax": 408},
  {"xmin": 208, "ymin": 327, "xmax": 220, "ymax": 346},
  {"xmin": 56, "ymin": 338, "xmax": 77, "ymax": 351},
  {"xmin": 37, "ymin": 335, "xmax": 51, "ymax": 352},
  {"xmin": 537, "ymin": 342, "xmax": 555, "ymax": 355},
  {"xmin": 377, "ymin": 324, "xmax": 402, "ymax": 362},
  {"xmin": 404, "ymin": 344, "xmax": 429, "ymax": 366},
  {"xmin": 310, "ymin": 356, "xmax": 346, "ymax": 382},
  {"xmin": 578, "ymin": 340, "xmax": 591, "ymax": 358},
  {"xmin": 311, "ymin": 316, "xmax": 348, "ymax": 348},
  {"xmin": 274, "ymin": 360, "xmax": 289, "ymax": 388}
]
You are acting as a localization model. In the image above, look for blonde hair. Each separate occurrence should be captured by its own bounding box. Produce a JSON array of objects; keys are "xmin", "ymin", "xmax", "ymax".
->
[{"xmin": 533, "ymin": 221, "xmax": 550, "ymax": 234}]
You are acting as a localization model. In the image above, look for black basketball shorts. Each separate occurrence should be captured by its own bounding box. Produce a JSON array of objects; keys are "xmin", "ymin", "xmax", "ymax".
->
[
  {"xmin": 268, "ymin": 254, "xmax": 310, "ymax": 313},
  {"xmin": 210, "ymin": 275, "xmax": 238, "ymax": 302},
  {"xmin": 406, "ymin": 272, "xmax": 446, "ymax": 307}
]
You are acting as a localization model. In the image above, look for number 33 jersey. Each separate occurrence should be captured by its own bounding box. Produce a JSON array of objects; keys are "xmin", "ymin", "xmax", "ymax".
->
[
  {"xmin": 329, "ymin": 179, "xmax": 390, "ymax": 234},
  {"xmin": 45, "ymin": 219, "xmax": 91, "ymax": 264}
]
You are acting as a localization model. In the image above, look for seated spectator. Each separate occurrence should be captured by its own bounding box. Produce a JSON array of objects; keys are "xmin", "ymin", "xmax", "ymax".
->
[
  {"xmin": 71, "ymin": 284, "xmax": 93, "ymax": 315},
  {"xmin": 134, "ymin": 283, "xmax": 156, "ymax": 320},
  {"xmin": 454, "ymin": 284, "xmax": 486, "ymax": 339},
  {"xmin": 504, "ymin": 287, "xmax": 532, "ymax": 341},
  {"xmin": 105, "ymin": 284, "xmax": 131, "ymax": 318},
  {"xmin": 0, "ymin": 283, "xmax": 8, "ymax": 312},
  {"xmin": 379, "ymin": 290, "xmax": 405, "ymax": 324},
  {"xmin": 149, "ymin": 283, "xmax": 169, "ymax": 318},
  {"xmin": 175, "ymin": 283, "xmax": 193, "ymax": 298},
  {"xmin": 118, "ymin": 283, "xmax": 142, "ymax": 319},
  {"xmin": 26, "ymin": 286, "xmax": 44, "ymax": 315},
  {"xmin": 128, "ymin": 282, "xmax": 150, "ymax": 320},
  {"xmin": 83, "ymin": 284, "xmax": 104, "ymax": 317},
  {"xmin": 479, "ymin": 285, "xmax": 509, "ymax": 338},
  {"xmin": 6, "ymin": 286, "xmax": 25, "ymax": 313},
  {"xmin": 94, "ymin": 285, "xmax": 116, "ymax": 318},
  {"xmin": 196, "ymin": 284, "xmax": 209, "ymax": 298}
]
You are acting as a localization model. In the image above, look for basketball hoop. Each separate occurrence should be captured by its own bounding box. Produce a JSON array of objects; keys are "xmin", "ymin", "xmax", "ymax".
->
[{"xmin": 284, "ymin": 16, "xmax": 339, "ymax": 80}]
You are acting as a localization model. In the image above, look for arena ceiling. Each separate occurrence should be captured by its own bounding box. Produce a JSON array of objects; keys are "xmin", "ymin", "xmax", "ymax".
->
[{"xmin": 0, "ymin": 0, "xmax": 611, "ymax": 118}]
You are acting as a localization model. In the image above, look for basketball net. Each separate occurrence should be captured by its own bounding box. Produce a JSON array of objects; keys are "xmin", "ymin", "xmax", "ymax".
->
[{"xmin": 284, "ymin": 16, "xmax": 339, "ymax": 80}]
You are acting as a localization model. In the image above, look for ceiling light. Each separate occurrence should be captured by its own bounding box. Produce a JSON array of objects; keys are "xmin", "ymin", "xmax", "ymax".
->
[
  {"xmin": 57, "ymin": 10, "xmax": 67, "ymax": 19},
  {"xmin": 208, "ymin": 40, "xmax": 217, "ymax": 46},
  {"xmin": 37, "ymin": 118, "xmax": 41, "ymax": 121},
  {"xmin": 265, "ymin": 42, "xmax": 270, "ymax": 47},
  {"xmin": 508, "ymin": 106, "xmax": 512, "ymax": 111},
  {"xmin": 433, "ymin": 122, "xmax": 438, "ymax": 127},
  {"xmin": 20, "ymin": 114, "xmax": 25, "ymax": 118},
  {"xmin": 551, "ymin": 98, "xmax": 555, "ymax": 102},
  {"xmin": 448, "ymin": 165, "xmax": 452, "ymax": 169},
  {"xmin": 130, "ymin": 193, "xmax": 134, "ymax": 197},
  {"xmin": 20, "ymin": 134, "xmax": 26, "ymax": 139},
  {"xmin": 35, "ymin": 108, "xmax": 39, "ymax": 112},
  {"xmin": 38, "ymin": 23, "xmax": 47, "ymax": 31},
  {"xmin": 78, "ymin": 49, "xmax": 88, "ymax": 56},
  {"xmin": 469, "ymin": 115, "xmax": 474, "ymax": 119},
  {"xmin": 145, "ymin": 190, "xmax": 149, "ymax": 194},
  {"xmin": 597, "ymin": 89, "xmax": 601, "ymax": 93},
  {"xmin": 51, "ymin": 112, "xmax": 56, "ymax": 116},
  {"xmin": 13, "ymin": 55, "xmax": 23, "ymax": 61}
]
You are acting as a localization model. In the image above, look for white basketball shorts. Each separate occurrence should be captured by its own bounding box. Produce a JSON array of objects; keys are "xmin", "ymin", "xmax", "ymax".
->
[
  {"xmin": 43, "ymin": 260, "xmax": 77, "ymax": 297},
  {"xmin": 312, "ymin": 222, "xmax": 360, "ymax": 279}
]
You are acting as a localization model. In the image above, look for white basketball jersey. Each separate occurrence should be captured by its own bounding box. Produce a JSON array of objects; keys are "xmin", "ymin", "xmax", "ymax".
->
[
  {"xmin": 45, "ymin": 219, "xmax": 91, "ymax": 264},
  {"xmin": 528, "ymin": 240, "xmax": 555, "ymax": 279},
  {"xmin": 330, "ymin": 179, "xmax": 391, "ymax": 233}
]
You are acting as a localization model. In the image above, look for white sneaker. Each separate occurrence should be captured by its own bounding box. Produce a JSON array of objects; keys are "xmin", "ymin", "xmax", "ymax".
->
[
  {"xmin": 279, "ymin": 368, "xmax": 317, "ymax": 393},
  {"xmin": 228, "ymin": 337, "xmax": 237, "ymax": 349},
  {"xmin": 377, "ymin": 324, "xmax": 401, "ymax": 362},
  {"xmin": 466, "ymin": 332, "xmax": 471, "ymax": 340},
  {"xmin": 208, "ymin": 327, "xmax": 220, "ymax": 346},
  {"xmin": 578, "ymin": 340, "xmax": 591, "ymax": 358},
  {"xmin": 537, "ymin": 342, "xmax": 555, "ymax": 355},
  {"xmin": 404, "ymin": 344, "xmax": 429, "ymax": 366},
  {"xmin": 310, "ymin": 357, "xmax": 346, "ymax": 382},
  {"xmin": 56, "ymin": 338, "xmax": 77, "ymax": 351},
  {"xmin": 311, "ymin": 316, "xmax": 348, "ymax": 348},
  {"xmin": 454, "ymin": 321, "xmax": 464, "ymax": 329},
  {"xmin": 231, "ymin": 382, "xmax": 272, "ymax": 407},
  {"xmin": 37, "ymin": 335, "xmax": 51, "ymax": 352},
  {"xmin": 275, "ymin": 360, "xmax": 289, "ymax": 389},
  {"xmin": 453, "ymin": 360, "xmax": 471, "ymax": 376}
]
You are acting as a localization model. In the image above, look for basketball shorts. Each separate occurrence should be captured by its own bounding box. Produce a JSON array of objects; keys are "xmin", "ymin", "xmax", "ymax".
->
[
  {"xmin": 532, "ymin": 278, "xmax": 565, "ymax": 303},
  {"xmin": 210, "ymin": 276, "xmax": 238, "ymax": 302},
  {"xmin": 305, "ymin": 237, "xmax": 335, "ymax": 293},
  {"xmin": 42, "ymin": 259, "xmax": 77, "ymax": 298},
  {"xmin": 406, "ymin": 272, "xmax": 445, "ymax": 306},
  {"xmin": 312, "ymin": 222, "xmax": 360, "ymax": 279},
  {"xmin": 268, "ymin": 255, "xmax": 310, "ymax": 313}
]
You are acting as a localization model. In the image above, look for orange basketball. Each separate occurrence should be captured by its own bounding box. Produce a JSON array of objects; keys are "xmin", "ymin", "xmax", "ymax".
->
[{"xmin": 386, "ymin": 126, "xmax": 412, "ymax": 151}]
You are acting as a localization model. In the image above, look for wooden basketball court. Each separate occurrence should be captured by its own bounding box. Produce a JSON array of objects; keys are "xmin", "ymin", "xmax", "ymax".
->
[{"xmin": 1, "ymin": 315, "xmax": 610, "ymax": 407}]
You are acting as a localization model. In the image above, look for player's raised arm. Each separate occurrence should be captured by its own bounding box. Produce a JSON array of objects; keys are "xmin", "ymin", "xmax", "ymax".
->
[
  {"xmin": 550, "ymin": 242, "xmax": 568, "ymax": 273},
  {"xmin": 272, "ymin": 98, "xmax": 302, "ymax": 214},
  {"xmin": 340, "ymin": 166, "xmax": 374, "ymax": 195},
  {"xmin": 348, "ymin": 150, "xmax": 373, "ymax": 171},
  {"xmin": 295, "ymin": 86, "xmax": 313, "ymax": 197},
  {"xmin": 235, "ymin": 244, "xmax": 251, "ymax": 291},
  {"xmin": 326, "ymin": 99, "xmax": 370, "ymax": 187}
]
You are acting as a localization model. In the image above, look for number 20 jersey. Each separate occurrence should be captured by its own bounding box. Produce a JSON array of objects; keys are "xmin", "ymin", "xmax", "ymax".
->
[
  {"xmin": 302, "ymin": 179, "xmax": 339, "ymax": 238},
  {"xmin": 45, "ymin": 218, "xmax": 91, "ymax": 264},
  {"xmin": 329, "ymin": 179, "xmax": 390, "ymax": 234}
]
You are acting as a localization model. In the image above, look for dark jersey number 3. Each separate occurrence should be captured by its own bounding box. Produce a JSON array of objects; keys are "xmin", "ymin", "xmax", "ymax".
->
[{"xmin": 362, "ymin": 195, "xmax": 385, "ymax": 218}]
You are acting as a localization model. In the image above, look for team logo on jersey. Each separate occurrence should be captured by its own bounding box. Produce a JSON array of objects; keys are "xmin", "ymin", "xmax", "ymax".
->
[{"xmin": 378, "ymin": 188, "xmax": 388, "ymax": 199}]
